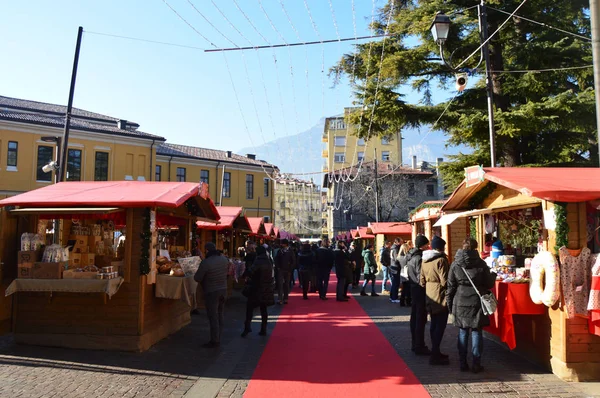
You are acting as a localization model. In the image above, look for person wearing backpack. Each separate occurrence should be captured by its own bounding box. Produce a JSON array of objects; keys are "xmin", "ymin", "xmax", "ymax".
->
[{"xmin": 447, "ymin": 238, "xmax": 497, "ymax": 373}]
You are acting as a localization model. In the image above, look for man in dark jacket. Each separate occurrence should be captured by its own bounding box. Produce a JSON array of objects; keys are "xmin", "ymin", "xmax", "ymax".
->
[
  {"xmin": 297, "ymin": 243, "xmax": 316, "ymax": 300},
  {"xmin": 194, "ymin": 242, "xmax": 229, "ymax": 348},
  {"xmin": 447, "ymin": 238, "xmax": 497, "ymax": 373},
  {"xmin": 274, "ymin": 239, "xmax": 295, "ymax": 304},
  {"xmin": 349, "ymin": 241, "xmax": 363, "ymax": 288},
  {"xmin": 407, "ymin": 234, "xmax": 430, "ymax": 355},
  {"xmin": 420, "ymin": 236, "xmax": 450, "ymax": 365},
  {"xmin": 334, "ymin": 241, "xmax": 350, "ymax": 302},
  {"xmin": 316, "ymin": 238, "xmax": 335, "ymax": 300},
  {"xmin": 389, "ymin": 238, "xmax": 403, "ymax": 302},
  {"xmin": 242, "ymin": 245, "xmax": 275, "ymax": 337}
]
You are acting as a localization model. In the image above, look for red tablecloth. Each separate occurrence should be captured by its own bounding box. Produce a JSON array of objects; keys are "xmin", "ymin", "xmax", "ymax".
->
[
  {"xmin": 589, "ymin": 276, "xmax": 600, "ymax": 337},
  {"xmin": 485, "ymin": 281, "xmax": 547, "ymax": 349}
]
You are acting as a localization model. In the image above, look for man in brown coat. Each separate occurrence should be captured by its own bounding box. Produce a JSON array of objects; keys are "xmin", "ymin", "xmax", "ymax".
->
[{"xmin": 420, "ymin": 235, "xmax": 450, "ymax": 365}]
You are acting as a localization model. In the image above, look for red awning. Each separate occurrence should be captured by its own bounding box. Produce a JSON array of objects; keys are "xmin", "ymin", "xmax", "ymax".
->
[
  {"xmin": 0, "ymin": 181, "xmax": 220, "ymax": 220},
  {"xmin": 369, "ymin": 222, "xmax": 412, "ymax": 235},
  {"xmin": 273, "ymin": 227, "xmax": 280, "ymax": 238},
  {"xmin": 264, "ymin": 223, "xmax": 274, "ymax": 237},
  {"xmin": 196, "ymin": 206, "xmax": 250, "ymax": 231},
  {"xmin": 353, "ymin": 227, "xmax": 375, "ymax": 239},
  {"xmin": 247, "ymin": 217, "xmax": 267, "ymax": 236},
  {"xmin": 444, "ymin": 167, "xmax": 600, "ymax": 211}
]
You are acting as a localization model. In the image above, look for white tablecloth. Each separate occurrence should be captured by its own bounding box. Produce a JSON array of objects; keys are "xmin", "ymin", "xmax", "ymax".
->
[
  {"xmin": 155, "ymin": 274, "xmax": 197, "ymax": 307},
  {"xmin": 5, "ymin": 277, "xmax": 124, "ymax": 298}
]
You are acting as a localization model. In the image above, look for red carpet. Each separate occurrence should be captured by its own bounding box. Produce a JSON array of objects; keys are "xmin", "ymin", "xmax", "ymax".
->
[{"xmin": 244, "ymin": 275, "xmax": 429, "ymax": 397}]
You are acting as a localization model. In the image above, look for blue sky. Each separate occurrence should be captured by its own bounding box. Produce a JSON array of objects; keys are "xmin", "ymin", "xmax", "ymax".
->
[{"xmin": 1, "ymin": 0, "xmax": 454, "ymax": 165}]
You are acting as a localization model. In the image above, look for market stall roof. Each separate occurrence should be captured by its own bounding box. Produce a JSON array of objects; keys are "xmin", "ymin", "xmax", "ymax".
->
[
  {"xmin": 368, "ymin": 222, "xmax": 412, "ymax": 236},
  {"xmin": 444, "ymin": 167, "xmax": 600, "ymax": 211},
  {"xmin": 433, "ymin": 209, "xmax": 491, "ymax": 227},
  {"xmin": 196, "ymin": 206, "xmax": 250, "ymax": 231},
  {"xmin": 247, "ymin": 217, "xmax": 267, "ymax": 236},
  {"xmin": 273, "ymin": 227, "xmax": 280, "ymax": 238},
  {"xmin": 264, "ymin": 223, "xmax": 274, "ymax": 237},
  {"xmin": 0, "ymin": 181, "xmax": 220, "ymax": 221},
  {"xmin": 409, "ymin": 200, "xmax": 445, "ymax": 222},
  {"xmin": 352, "ymin": 227, "xmax": 375, "ymax": 239}
]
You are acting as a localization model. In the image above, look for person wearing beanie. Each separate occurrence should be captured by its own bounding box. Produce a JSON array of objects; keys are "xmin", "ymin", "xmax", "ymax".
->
[
  {"xmin": 420, "ymin": 235, "xmax": 451, "ymax": 365},
  {"xmin": 407, "ymin": 234, "xmax": 430, "ymax": 355}
]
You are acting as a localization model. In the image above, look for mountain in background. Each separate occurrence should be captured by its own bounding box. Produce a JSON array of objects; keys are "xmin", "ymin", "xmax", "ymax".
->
[{"xmin": 237, "ymin": 119, "xmax": 470, "ymax": 181}]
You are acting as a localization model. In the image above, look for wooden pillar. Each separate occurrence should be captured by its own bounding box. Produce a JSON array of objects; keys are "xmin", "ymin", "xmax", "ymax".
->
[
  {"xmin": 424, "ymin": 219, "xmax": 432, "ymax": 240},
  {"xmin": 412, "ymin": 222, "xmax": 417, "ymax": 243}
]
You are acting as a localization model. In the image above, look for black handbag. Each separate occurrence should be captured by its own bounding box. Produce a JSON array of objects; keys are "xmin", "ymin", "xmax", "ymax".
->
[{"xmin": 242, "ymin": 281, "xmax": 254, "ymax": 298}]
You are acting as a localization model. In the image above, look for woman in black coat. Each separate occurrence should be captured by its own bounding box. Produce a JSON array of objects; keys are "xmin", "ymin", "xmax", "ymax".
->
[
  {"xmin": 447, "ymin": 238, "xmax": 497, "ymax": 373},
  {"xmin": 242, "ymin": 245, "xmax": 275, "ymax": 337}
]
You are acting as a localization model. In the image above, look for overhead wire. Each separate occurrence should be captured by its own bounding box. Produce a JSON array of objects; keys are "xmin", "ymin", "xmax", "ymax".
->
[
  {"xmin": 456, "ymin": 0, "xmax": 529, "ymax": 69},
  {"xmin": 160, "ymin": 0, "xmax": 217, "ymax": 48},
  {"xmin": 185, "ymin": 0, "xmax": 237, "ymax": 47},
  {"xmin": 487, "ymin": 6, "xmax": 591, "ymax": 42},
  {"xmin": 85, "ymin": 31, "xmax": 206, "ymax": 50}
]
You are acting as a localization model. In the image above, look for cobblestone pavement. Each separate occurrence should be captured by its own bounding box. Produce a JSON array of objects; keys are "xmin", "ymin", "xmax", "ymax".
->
[
  {"xmin": 0, "ymin": 290, "xmax": 280, "ymax": 398},
  {"xmin": 353, "ymin": 288, "xmax": 600, "ymax": 398}
]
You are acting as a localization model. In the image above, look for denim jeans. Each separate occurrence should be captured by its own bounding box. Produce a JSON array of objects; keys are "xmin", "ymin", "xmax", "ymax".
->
[
  {"xmin": 430, "ymin": 310, "xmax": 449, "ymax": 356},
  {"xmin": 362, "ymin": 276, "xmax": 376, "ymax": 293},
  {"xmin": 381, "ymin": 266, "xmax": 391, "ymax": 292},
  {"xmin": 390, "ymin": 272, "xmax": 401, "ymax": 300},
  {"xmin": 458, "ymin": 327, "xmax": 483, "ymax": 366},
  {"xmin": 204, "ymin": 289, "xmax": 226, "ymax": 343}
]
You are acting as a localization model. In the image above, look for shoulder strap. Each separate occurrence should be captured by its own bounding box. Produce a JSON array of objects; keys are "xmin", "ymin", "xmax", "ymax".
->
[{"xmin": 461, "ymin": 267, "xmax": 483, "ymax": 299}]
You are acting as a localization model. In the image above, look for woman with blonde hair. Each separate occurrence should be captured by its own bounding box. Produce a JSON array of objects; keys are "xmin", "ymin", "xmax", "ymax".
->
[{"xmin": 398, "ymin": 241, "xmax": 413, "ymax": 306}]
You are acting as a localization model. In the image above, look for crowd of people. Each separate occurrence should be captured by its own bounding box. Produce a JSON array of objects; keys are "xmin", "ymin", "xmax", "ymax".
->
[{"xmin": 193, "ymin": 234, "xmax": 497, "ymax": 374}]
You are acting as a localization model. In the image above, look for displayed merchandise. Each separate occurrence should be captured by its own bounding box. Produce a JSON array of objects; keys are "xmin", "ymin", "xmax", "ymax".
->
[
  {"xmin": 530, "ymin": 251, "xmax": 560, "ymax": 307},
  {"xmin": 42, "ymin": 244, "xmax": 69, "ymax": 263},
  {"xmin": 178, "ymin": 256, "xmax": 201, "ymax": 277},
  {"xmin": 559, "ymin": 246, "xmax": 592, "ymax": 318},
  {"xmin": 21, "ymin": 233, "xmax": 43, "ymax": 251}
]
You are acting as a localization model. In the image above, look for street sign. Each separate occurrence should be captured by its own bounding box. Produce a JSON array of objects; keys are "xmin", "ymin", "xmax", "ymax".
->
[{"xmin": 464, "ymin": 165, "xmax": 485, "ymax": 187}]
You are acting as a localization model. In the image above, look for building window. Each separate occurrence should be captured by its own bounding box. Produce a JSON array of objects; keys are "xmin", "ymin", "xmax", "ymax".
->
[
  {"xmin": 381, "ymin": 137, "xmax": 390, "ymax": 145},
  {"xmin": 263, "ymin": 216, "xmax": 270, "ymax": 223},
  {"xmin": 329, "ymin": 118, "xmax": 346, "ymax": 130},
  {"xmin": 246, "ymin": 174, "xmax": 254, "ymax": 199},
  {"xmin": 357, "ymin": 138, "xmax": 365, "ymax": 146},
  {"xmin": 382, "ymin": 151, "xmax": 390, "ymax": 161},
  {"xmin": 223, "ymin": 172, "xmax": 231, "ymax": 198},
  {"xmin": 36, "ymin": 146, "xmax": 54, "ymax": 182},
  {"xmin": 200, "ymin": 169, "xmax": 209, "ymax": 184},
  {"xmin": 334, "ymin": 152, "xmax": 345, "ymax": 163},
  {"xmin": 426, "ymin": 184, "xmax": 435, "ymax": 197},
  {"xmin": 94, "ymin": 152, "xmax": 109, "ymax": 181},
  {"xmin": 408, "ymin": 182, "xmax": 415, "ymax": 197},
  {"xmin": 357, "ymin": 152, "xmax": 364, "ymax": 162},
  {"xmin": 176, "ymin": 167, "xmax": 186, "ymax": 182},
  {"xmin": 66, "ymin": 149, "xmax": 82, "ymax": 181},
  {"xmin": 334, "ymin": 136, "xmax": 346, "ymax": 146},
  {"xmin": 264, "ymin": 178, "xmax": 269, "ymax": 197},
  {"xmin": 155, "ymin": 165, "xmax": 161, "ymax": 181},
  {"xmin": 7, "ymin": 141, "xmax": 18, "ymax": 167}
]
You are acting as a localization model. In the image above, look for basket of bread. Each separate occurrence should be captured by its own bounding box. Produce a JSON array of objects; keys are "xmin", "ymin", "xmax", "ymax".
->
[{"xmin": 157, "ymin": 256, "xmax": 185, "ymax": 276}]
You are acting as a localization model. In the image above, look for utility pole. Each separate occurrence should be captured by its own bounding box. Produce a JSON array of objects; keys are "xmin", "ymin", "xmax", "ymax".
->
[
  {"xmin": 478, "ymin": 2, "xmax": 496, "ymax": 167},
  {"xmin": 374, "ymin": 148, "xmax": 380, "ymax": 222},
  {"xmin": 591, "ymin": 0, "xmax": 600, "ymax": 165},
  {"xmin": 58, "ymin": 26, "xmax": 84, "ymax": 182}
]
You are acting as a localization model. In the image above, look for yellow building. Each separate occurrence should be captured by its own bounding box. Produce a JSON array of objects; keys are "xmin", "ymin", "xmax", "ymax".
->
[
  {"xmin": 322, "ymin": 107, "xmax": 403, "ymax": 173},
  {"xmin": 322, "ymin": 107, "xmax": 403, "ymax": 238},
  {"xmin": 273, "ymin": 176, "xmax": 323, "ymax": 238},
  {"xmin": 155, "ymin": 143, "xmax": 278, "ymax": 221},
  {"xmin": 0, "ymin": 95, "xmax": 164, "ymax": 199}
]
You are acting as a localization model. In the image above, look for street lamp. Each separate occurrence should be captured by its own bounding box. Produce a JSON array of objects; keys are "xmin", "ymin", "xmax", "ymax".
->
[
  {"xmin": 40, "ymin": 136, "xmax": 62, "ymax": 181},
  {"xmin": 430, "ymin": 5, "xmax": 497, "ymax": 167}
]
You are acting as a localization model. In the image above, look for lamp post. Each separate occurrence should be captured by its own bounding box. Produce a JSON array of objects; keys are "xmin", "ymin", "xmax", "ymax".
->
[
  {"xmin": 430, "ymin": 4, "xmax": 497, "ymax": 167},
  {"xmin": 40, "ymin": 136, "xmax": 62, "ymax": 243}
]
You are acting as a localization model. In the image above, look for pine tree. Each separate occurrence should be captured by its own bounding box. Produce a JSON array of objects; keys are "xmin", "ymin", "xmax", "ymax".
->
[{"xmin": 332, "ymin": 0, "xmax": 595, "ymax": 190}]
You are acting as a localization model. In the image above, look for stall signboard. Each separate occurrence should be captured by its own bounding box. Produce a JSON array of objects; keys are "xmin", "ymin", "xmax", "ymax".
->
[{"xmin": 465, "ymin": 165, "xmax": 485, "ymax": 188}]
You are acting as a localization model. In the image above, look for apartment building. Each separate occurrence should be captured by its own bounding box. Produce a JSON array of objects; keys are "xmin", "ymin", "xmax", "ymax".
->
[
  {"xmin": 156, "ymin": 143, "xmax": 278, "ymax": 221},
  {"xmin": 273, "ymin": 176, "xmax": 322, "ymax": 239},
  {"xmin": 322, "ymin": 107, "xmax": 403, "ymax": 173},
  {"xmin": 0, "ymin": 95, "xmax": 164, "ymax": 199}
]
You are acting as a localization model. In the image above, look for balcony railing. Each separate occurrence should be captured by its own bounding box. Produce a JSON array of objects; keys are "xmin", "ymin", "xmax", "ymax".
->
[
  {"xmin": 322, "ymin": 150, "xmax": 328, "ymax": 158},
  {"xmin": 322, "ymin": 135, "xmax": 328, "ymax": 143}
]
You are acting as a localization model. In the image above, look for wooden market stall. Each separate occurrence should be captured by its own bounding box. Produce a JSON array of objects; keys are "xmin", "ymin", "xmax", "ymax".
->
[
  {"xmin": 0, "ymin": 181, "xmax": 220, "ymax": 352},
  {"xmin": 247, "ymin": 217, "xmax": 268, "ymax": 243},
  {"xmin": 368, "ymin": 222, "xmax": 412, "ymax": 252},
  {"xmin": 351, "ymin": 227, "xmax": 375, "ymax": 247},
  {"xmin": 197, "ymin": 206, "xmax": 252, "ymax": 258},
  {"xmin": 438, "ymin": 167, "xmax": 600, "ymax": 381}
]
